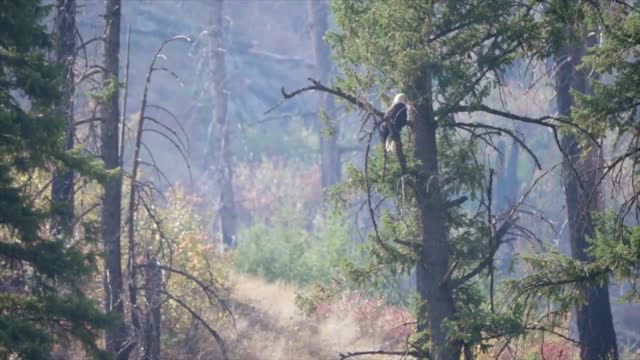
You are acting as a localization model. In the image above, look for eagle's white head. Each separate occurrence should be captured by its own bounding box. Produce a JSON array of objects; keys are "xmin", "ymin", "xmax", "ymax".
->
[{"xmin": 392, "ymin": 93, "xmax": 408, "ymax": 105}]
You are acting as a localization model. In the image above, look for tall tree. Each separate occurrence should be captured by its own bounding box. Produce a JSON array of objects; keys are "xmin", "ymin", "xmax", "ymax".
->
[
  {"xmin": 99, "ymin": 0, "xmax": 126, "ymax": 356},
  {"xmin": 50, "ymin": 0, "xmax": 76, "ymax": 238},
  {"xmin": 0, "ymin": 1, "xmax": 110, "ymax": 357},
  {"xmin": 556, "ymin": 35, "xmax": 618, "ymax": 360},
  {"xmin": 206, "ymin": 0, "xmax": 237, "ymax": 249},
  {"xmin": 412, "ymin": 67, "xmax": 459, "ymax": 360},
  {"xmin": 297, "ymin": 1, "xmax": 542, "ymax": 358},
  {"xmin": 493, "ymin": 4, "xmax": 640, "ymax": 359},
  {"xmin": 308, "ymin": 0, "xmax": 340, "ymax": 188}
]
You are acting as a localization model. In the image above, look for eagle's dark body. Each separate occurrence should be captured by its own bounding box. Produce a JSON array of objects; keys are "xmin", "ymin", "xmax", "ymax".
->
[{"xmin": 380, "ymin": 102, "xmax": 408, "ymax": 152}]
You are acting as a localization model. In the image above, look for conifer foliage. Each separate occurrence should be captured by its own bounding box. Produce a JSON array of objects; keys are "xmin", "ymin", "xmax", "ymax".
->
[{"xmin": 0, "ymin": 1, "xmax": 111, "ymax": 358}]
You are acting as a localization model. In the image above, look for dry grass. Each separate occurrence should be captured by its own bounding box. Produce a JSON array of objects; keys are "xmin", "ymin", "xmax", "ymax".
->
[{"xmin": 220, "ymin": 273, "xmax": 409, "ymax": 360}]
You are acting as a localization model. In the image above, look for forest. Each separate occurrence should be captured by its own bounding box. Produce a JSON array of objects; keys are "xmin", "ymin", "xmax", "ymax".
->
[{"xmin": 2, "ymin": 0, "xmax": 640, "ymax": 359}]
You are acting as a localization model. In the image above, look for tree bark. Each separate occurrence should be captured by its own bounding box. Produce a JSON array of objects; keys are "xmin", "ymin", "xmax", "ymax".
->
[
  {"xmin": 50, "ymin": 0, "xmax": 76, "ymax": 238},
  {"xmin": 206, "ymin": 0, "xmax": 237, "ymax": 250},
  {"xmin": 142, "ymin": 259, "xmax": 162, "ymax": 360},
  {"xmin": 49, "ymin": 6, "xmax": 77, "ymax": 359},
  {"xmin": 413, "ymin": 68, "xmax": 460, "ymax": 360},
  {"xmin": 100, "ymin": 0, "xmax": 126, "ymax": 357},
  {"xmin": 556, "ymin": 37, "xmax": 618, "ymax": 360},
  {"xmin": 308, "ymin": 0, "xmax": 340, "ymax": 188}
]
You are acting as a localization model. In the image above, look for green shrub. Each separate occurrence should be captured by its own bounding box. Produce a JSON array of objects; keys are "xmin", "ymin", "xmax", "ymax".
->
[{"xmin": 234, "ymin": 202, "xmax": 357, "ymax": 285}]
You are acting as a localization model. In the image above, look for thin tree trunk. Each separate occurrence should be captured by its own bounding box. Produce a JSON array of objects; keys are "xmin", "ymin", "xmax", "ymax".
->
[
  {"xmin": 100, "ymin": 0, "xmax": 126, "ymax": 357},
  {"xmin": 308, "ymin": 0, "xmax": 340, "ymax": 188},
  {"xmin": 495, "ymin": 140, "xmax": 519, "ymax": 213},
  {"xmin": 495, "ymin": 140, "xmax": 519, "ymax": 273},
  {"xmin": 206, "ymin": 0, "xmax": 237, "ymax": 249},
  {"xmin": 413, "ymin": 68, "xmax": 460, "ymax": 360},
  {"xmin": 50, "ymin": 0, "xmax": 76, "ymax": 238},
  {"xmin": 556, "ymin": 37, "xmax": 618, "ymax": 360},
  {"xmin": 49, "ymin": 5, "xmax": 77, "ymax": 358},
  {"xmin": 142, "ymin": 258, "xmax": 162, "ymax": 360}
]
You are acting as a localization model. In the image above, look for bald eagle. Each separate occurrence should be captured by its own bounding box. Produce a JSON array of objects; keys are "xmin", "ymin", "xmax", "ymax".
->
[{"xmin": 380, "ymin": 93, "xmax": 409, "ymax": 153}]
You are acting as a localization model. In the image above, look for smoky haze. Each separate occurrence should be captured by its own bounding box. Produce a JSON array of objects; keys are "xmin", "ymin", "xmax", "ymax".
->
[{"xmin": 61, "ymin": 0, "xmax": 640, "ymax": 358}]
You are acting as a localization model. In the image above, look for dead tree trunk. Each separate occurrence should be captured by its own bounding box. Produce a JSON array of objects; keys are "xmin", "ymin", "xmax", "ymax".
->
[
  {"xmin": 206, "ymin": 0, "xmax": 237, "ymax": 249},
  {"xmin": 50, "ymin": 0, "xmax": 76, "ymax": 238},
  {"xmin": 413, "ymin": 68, "xmax": 460, "ymax": 360},
  {"xmin": 556, "ymin": 37, "xmax": 618, "ymax": 360},
  {"xmin": 495, "ymin": 140, "xmax": 519, "ymax": 273},
  {"xmin": 142, "ymin": 258, "xmax": 162, "ymax": 360},
  {"xmin": 308, "ymin": 0, "xmax": 340, "ymax": 188},
  {"xmin": 495, "ymin": 140, "xmax": 519, "ymax": 213},
  {"xmin": 100, "ymin": 0, "xmax": 127, "ymax": 357}
]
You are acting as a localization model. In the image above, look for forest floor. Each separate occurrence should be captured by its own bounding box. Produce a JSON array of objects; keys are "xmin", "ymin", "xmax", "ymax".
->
[
  {"xmin": 217, "ymin": 274, "xmax": 640, "ymax": 360},
  {"xmin": 222, "ymin": 274, "xmax": 410, "ymax": 360}
]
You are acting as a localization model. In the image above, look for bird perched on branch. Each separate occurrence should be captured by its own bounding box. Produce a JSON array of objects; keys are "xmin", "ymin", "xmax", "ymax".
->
[{"xmin": 380, "ymin": 93, "xmax": 409, "ymax": 153}]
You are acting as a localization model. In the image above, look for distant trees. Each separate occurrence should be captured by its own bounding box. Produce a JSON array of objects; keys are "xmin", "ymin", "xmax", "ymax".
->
[
  {"xmin": 494, "ymin": 140, "xmax": 519, "ymax": 215},
  {"xmin": 308, "ymin": 0, "xmax": 340, "ymax": 189},
  {"xmin": 206, "ymin": 0, "xmax": 237, "ymax": 250},
  {"xmin": 0, "ymin": 1, "xmax": 110, "ymax": 357}
]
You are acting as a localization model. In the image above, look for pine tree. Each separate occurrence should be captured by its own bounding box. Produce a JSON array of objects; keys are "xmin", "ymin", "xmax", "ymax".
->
[
  {"xmin": 551, "ymin": 3, "xmax": 640, "ymax": 357},
  {"xmin": 555, "ymin": 30, "xmax": 618, "ymax": 360},
  {"xmin": 323, "ymin": 1, "xmax": 542, "ymax": 358},
  {"xmin": 0, "ymin": 1, "xmax": 111, "ymax": 358}
]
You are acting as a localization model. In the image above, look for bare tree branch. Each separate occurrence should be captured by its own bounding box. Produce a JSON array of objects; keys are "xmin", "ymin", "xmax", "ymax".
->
[
  {"xmin": 160, "ymin": 290, "xmax": 229, "ymax": 360},
  {"xmin": 338, "ymin": 349, "xmax": 423, "ymax": 359},
  {"xmin": 266, "ymin": 77, "xmax": 384, "ymax": 118},
  {"xmin": 143, "ymin": 116, "xmax": 189, "ymax": 156},
  {"xmin": 136, "ymin": 263, "xmax": 234, "ymax": 325},
  {"xmin": 448, "ymin": 104, "xmax": 598, "ymax": 145},
  {"xmin": 450, "ymin": 218, "xmax": 516, "ymax": 289},
  {"xmin": 453, "ymin": 122, "xmax": 542, "ymax": 170},
  {"xmin": 147, "ymin": 104, "xmax": 191, "ymax": 151}
]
